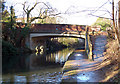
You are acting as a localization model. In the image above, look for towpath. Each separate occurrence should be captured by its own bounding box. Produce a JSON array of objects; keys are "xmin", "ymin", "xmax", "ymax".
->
[{"xmin": 61, "ymin": 35, "xmax": 107, "ymax": 83}]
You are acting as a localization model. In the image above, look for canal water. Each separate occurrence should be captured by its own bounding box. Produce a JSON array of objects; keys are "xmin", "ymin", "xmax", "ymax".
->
[{"xmin": 2, "ymin": 48, "xmax": 75, "ymax": 83}]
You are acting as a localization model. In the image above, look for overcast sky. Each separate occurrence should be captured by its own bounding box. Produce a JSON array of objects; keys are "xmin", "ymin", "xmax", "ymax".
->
[{"xmin": 5, "ymin": 0, "xmax": 115, "ymax": 25}]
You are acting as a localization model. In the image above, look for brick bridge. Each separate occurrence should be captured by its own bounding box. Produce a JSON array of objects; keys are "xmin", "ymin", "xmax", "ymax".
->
[{"xmin": 25, "ymin": 24, "xmax": 93, "ymax": 60}]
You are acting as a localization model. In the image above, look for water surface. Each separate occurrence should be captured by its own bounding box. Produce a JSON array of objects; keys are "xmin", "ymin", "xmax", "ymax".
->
[{"xmin": 2, "ymin": 48, "xmax": 75, "ymax": 83}]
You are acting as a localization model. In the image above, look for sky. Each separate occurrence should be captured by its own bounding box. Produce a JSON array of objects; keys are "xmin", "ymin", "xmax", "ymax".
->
[{"xmin": 5, "ymin": 0, "xmax": 115, "ymax": 25}]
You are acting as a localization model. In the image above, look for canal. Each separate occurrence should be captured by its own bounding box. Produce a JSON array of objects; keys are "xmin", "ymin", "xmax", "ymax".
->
[{"xmin": 2, "ymin": 48, "xmax": 75, "ymax": 83}]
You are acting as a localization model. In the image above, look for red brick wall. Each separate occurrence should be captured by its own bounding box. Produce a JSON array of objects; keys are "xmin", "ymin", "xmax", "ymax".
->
[{"xmin": 31, "ymin": 24, "xmax": 86, "ymax": 32}]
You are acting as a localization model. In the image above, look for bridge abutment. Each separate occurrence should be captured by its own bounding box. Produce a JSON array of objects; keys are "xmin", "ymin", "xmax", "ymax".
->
[{"xmin": 29, "ymin": 36, "xmax": 47, "ymax": 51}]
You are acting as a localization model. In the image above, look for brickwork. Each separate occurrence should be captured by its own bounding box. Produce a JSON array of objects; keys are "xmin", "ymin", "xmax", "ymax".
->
[{"xmin": 30, "ymin": 24, "xmax": 86, "ymax": 33}]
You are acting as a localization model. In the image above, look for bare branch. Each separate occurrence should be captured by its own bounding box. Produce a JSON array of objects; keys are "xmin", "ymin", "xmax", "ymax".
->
[
  {"xmin": 89, "ymin": 0, "xmax": 110, "ymax": 15},
  {"xmin": 22, "ymin": 2, "xmax": 27, "ymax": 13},
  {"xmin": 28, "ymin": 2, "xmax": 39, "ymax": 13},
  {"xmin": 88, "ymin": 14, "xmax": 113, "ymax": 20},
  {"xmin": 30, "ymin": 16, "xmax": 47, "ymax": 22},
  {"xmin": 21, "ymin": 1, "xmax": 61, "ymax": 23},
  {"xmin": 38, "ymin": 8, "xmax": 42, "ymax": 17},
  {"xmin": 48, "ymin": 13, "xmax": 62, "ymax": 16},
  {"xmin": 39, "ymin": 2, "xmax": 51, "ymax": 9},
  {"xmin": 26, "ymin": 5, "xmax": 30, "ymax": 11},
  {"xmin": 65, "ymin": 9, "xmax": 112, "ymax": 15},
  {"xmin": 22, "ymin": 2, "xmax": 29, "ymax": 13}
]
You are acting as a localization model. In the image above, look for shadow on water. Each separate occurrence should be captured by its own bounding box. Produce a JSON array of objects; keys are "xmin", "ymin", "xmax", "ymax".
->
[{"xmin": 2, "ymin": 48, "xmax": 75, "ymax": 82}]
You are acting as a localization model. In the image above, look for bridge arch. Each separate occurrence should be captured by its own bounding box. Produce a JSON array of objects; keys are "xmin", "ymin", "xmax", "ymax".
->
[{"xmin": 28, "ymin": 33, "xmax": 86, "ymax": 51}]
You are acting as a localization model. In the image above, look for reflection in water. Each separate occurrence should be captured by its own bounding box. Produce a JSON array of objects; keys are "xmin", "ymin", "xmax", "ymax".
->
[
  {"xmin": 77, "ymin": 75, "xmax": 90, "ymax": 81},
  {"xmin": 35, "ymin": 45, "xmax": 44, "ymax": 56},
  {"xmin": 30, "ymin": 48, "xmax": 74, "ymax": 70},
  {"xmin": 75, "ymin": 53, "xmax": 82, "ymax": 57},
  {"xmin": 2, "ymin": 48, "xmax": 74, "ymax": 83},
  {"xmin": 35, "ymin": 51, "xmax": 38, "ymax": 56},
  {"xmin": 14, "ymin": 75, "xmax": 27, "ymax": 83}
]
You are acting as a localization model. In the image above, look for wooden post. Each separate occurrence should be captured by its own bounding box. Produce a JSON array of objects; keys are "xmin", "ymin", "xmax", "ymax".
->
[
  {"xmin": 88, "ymin": 34, "xmax": 93, "ymax": 61},
  {"xmin": 85, "ymin": 26, "xmax": 93, "ymax": 61},
  {"xmin": 85, "ymin": 26, "xmax": 89, "ymax": 55}
]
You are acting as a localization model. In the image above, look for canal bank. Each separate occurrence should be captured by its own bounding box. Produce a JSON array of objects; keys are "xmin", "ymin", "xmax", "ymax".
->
[{"xmin": 61, "ymin": 35, "xmax": 107, "ymax": 82}]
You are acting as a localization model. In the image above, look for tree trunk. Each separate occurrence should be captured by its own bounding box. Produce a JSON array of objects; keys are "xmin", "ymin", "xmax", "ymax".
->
[
  {"xmin": 27, "ymin": 13, "xmax": 31, "ymax": 27},
  {"xmin": 112, "ymin": 1, "xmax": 119, "ymax": 40},
  {"xmin": 118, "ymin": 0, "xmax": 120, "ymax": 50},
  {"xmin": 112, "ymin": 0, "xmax": 116, "ymax": 35},
  {"xmin": 27, "ymin": 14, "xmax": 29, "ymax": 23}
]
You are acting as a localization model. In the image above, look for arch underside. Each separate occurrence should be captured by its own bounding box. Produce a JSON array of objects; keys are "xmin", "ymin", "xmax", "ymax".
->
[
  {"xmin": 29, "ymin": 33, "xmax": 86, "ymax": 50},
  {"xmin": 30, "ymin": 33, "xmax": 85, "ymax": 39}
]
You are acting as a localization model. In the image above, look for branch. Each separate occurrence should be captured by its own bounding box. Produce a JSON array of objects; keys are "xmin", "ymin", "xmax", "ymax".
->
[
  {"xmin": 22, "ymin": 2, "xmax": 27, "ymax": 13},
  {"xmin": 65, "ymin": 9, "xmax": 112, "ymax": 15},
  {"xmin": 28, "ymin": 2, "xmax": 39, "ymax": 13},
  {"xmin": 89, "ymin": 0, "xmax": 110, "ymax": 15},
  {"xmin": 88, "ymin": 14, "xmax": 113, "ymax": 20},
  {"xmin": 26, "ymin": 5, "xmax": 30, "ymax": 11},
  {"xmin": 48, "ymin": 13, "xmax": 62, "ymax": 16},
  {"xmin": 22, "ymin": 1, "xmax": 61, "ymax": 23},
  {"xmin": 38, "ymin": 8, "xmax": 43, "ymax": 17},
  {"xmin": 30, "ymin": 16, "xmax": 47, "ymax": 22},
  {"xmin": 39, "ymin": 2, "xmax": 51, "ymax": 9}
]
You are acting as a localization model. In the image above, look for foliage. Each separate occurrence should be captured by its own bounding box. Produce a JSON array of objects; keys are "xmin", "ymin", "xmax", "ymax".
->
[
  {"xmin": 2, "ymin": 5, "xmax": 30, "ymax": 48},
  {"xmin": 2, "ymin": 6, "xmax": 16, "ymax": 43},
  {"xmin": 2, "ymin": 40, "xmax": 20, "ymax": 73},
  {"xmin": 2, "ymin": 5, "xmax": 16, "ymax": 42},
  {"xmin": 2, "ymin": 24, "xmax": 30, "ymax": 48},
  {"xmin": 2, "ymin": 5, "xmax": 16, "ymax": 24},
  {"xmin": 10, "ymin": 6, "xmax": 17, "ymax": 28},
  {"xmin": 92, "ymin": 18, "xmax": 112, "ymax": 31},
  {"xmin": 20, "ymin": 26, "xmax": 30, "ymax": 38},
  {"xmin": 2, "ymin": 10, "xmax": 10, "ymax": 22},
  {"xmin": 2, "ymin": 1, "xmax": 5, "ymax": 12},
  {"xmin": 46, "ymin": 39, "xmax": 67, "ymax": 53},
  {"xmin": 57, "ymin": 37, "xmax": 79, "ymax": 47},
  {"xmin": 2, "ymin": 40, "xmax": 18, "ymax": 56},
  {"xmin": 14, "ymin": 26, "xmax": 30, "ymax": 47}
]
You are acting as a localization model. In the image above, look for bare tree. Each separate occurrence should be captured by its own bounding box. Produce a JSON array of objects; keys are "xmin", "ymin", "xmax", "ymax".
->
[
  {"xmin": 22, "ymin": 1, "xmax": 61, "ymax": 25},
  {"xmin": 22, "ymin": 2, "xmax": 47, "ymax": 24},
  {"xmin": 109, "ymin": 0, "xmax": 120, "ymax": 50}
]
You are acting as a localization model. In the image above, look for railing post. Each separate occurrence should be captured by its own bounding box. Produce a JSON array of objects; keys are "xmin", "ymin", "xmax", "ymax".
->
[
  {"xmin": 85, "ymin": 27, "xmax": 93, "ymax": 61},
  {"xmin": 85, "ymin": 26, "xmax": 89, "ymax": 55},
  {"xmin": 88, "ymin": 34, "xmax": 93, "ymax": 61}
]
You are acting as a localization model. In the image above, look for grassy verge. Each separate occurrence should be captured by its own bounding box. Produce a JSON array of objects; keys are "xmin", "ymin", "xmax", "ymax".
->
[{"xmin": 100, "ymin": 37, "xmax": 120, "ymax": 82}]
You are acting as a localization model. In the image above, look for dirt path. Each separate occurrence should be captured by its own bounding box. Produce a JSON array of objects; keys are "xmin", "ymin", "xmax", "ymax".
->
[{"xmin": 61, "ymin": 35, "xmax": 107, "ymax": 82}]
